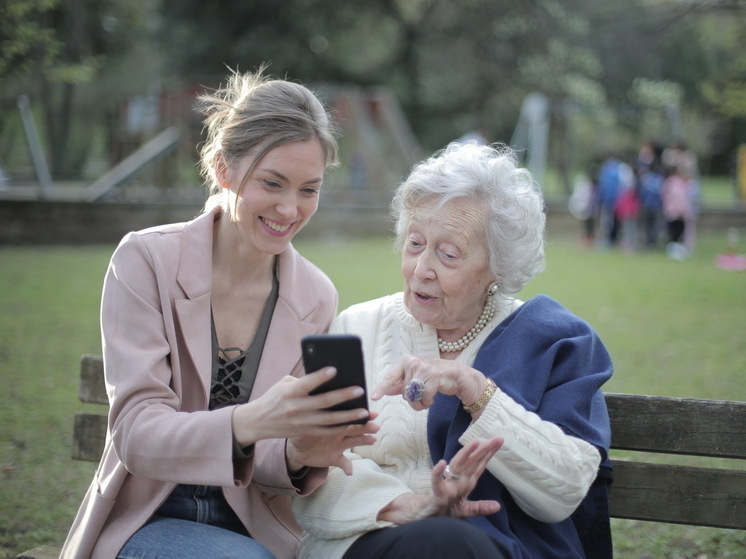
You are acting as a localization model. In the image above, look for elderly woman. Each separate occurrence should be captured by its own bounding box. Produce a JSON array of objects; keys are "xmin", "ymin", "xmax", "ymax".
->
[{"xmin": 292, "ymin": 142, "xmax": 614, "ymax": 559}]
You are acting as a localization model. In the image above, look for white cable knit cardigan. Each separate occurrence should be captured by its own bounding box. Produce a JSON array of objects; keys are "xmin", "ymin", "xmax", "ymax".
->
[{"xmin": 292, "ymin": 293, "xmax": 601, "ymax": 559}]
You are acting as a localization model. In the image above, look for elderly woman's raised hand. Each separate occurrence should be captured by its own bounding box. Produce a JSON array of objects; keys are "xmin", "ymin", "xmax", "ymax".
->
[
  {"xmin": 376, "ymin": 437, "xmax": 503, "ymax": 525},
  {"xmin": 372, "ymin": 355, "xmax": 490, "ymax": 414}
]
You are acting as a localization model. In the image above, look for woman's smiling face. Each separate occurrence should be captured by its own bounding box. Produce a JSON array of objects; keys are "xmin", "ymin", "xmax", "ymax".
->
[
  {"xmin": 401, "ymin": 197, "xmax": 495, "ymax": 340},
  {"xmin": 221, "ymin": 139, "xmax": 326, "ymax": 255}
]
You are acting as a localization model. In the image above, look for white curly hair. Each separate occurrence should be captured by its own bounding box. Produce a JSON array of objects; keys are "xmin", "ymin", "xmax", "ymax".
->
[{"xmin": 391, "ymin": 141, "xmax": 546, "ymax": 298}]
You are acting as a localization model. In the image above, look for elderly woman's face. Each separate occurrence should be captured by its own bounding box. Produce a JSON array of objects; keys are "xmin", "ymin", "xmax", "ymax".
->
[{"xmin": 401, "ymin": 198, "xmax": 495, "ymax": 339}]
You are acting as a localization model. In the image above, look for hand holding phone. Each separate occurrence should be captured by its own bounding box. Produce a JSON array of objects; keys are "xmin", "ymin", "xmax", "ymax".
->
[{"xmin": 301, "ymin": 334, "xmax": 368, "ymax": 425}]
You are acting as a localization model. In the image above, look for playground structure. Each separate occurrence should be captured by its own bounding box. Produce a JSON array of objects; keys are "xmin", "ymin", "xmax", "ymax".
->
[
  {"xmin": 326, "ymin": 85, "xmax": 423, "ymax": 205},
  {"xmin": 7, "ymin": 86, "xmax": 746, "ymax": 207},
  {"xmin": 3, "ymin": 89, "xmax": 745, "ymax": 246},
  {"xmin": 6, "ymin": 87, "xmax": 561, "ymax": 206},
  {"xmin": 5, "ymin": 86, "xmax": 423, "ymax": 207},
  {"xmin": 510, "ymin": 92, "xmax": 550, "ymax": 186}
]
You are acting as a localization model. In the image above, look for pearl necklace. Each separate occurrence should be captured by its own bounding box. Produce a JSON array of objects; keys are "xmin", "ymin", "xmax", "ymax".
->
[{"xmin": 438, "ymin": 298, "xmax": 496, "ymax": 353}]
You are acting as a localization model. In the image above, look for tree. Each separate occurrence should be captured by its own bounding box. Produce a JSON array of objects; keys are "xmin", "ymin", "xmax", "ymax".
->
[
  {"xmin": 1, "ymin": 0, "xmax": 161, "ymax": 179},
  {"xmin": 0, "ymin": 0, "xmax": 59, "ymax": 77},
  {"xmin": 3, "ymin": 0, "xmax": 743, "ymax": 185}
]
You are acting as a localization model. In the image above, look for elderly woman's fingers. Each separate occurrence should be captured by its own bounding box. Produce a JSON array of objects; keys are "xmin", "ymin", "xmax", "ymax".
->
[
  {"xmin": 456, "ymin": 499, "xmax": 501, "ymax": 518},
  {"xmin": 371, "ymin": 364, "xmax": 407, "ymax": 400},
  {"xmin": 442, "ymin": 437, "xmax": 503, "ymax": 482},
  {"xmin": 374, "ymin": 355, "xmax": 475, "ymax": 406},
  {"xmin": 372, "ymin": 356, "xmax": 433, "ymax": 403},
  {"xmin": 428, "ymin": 446, "xmax": 505, "ymax": 519}
]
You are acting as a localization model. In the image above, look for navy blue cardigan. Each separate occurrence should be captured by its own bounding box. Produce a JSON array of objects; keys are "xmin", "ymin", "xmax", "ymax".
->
[{"xmin": 427, "ymin": 295, "xmax": 613, "ymax": 558}]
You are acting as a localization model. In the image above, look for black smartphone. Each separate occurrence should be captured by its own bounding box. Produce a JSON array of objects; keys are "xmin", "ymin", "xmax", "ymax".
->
[{"xmin": 301, "ymin": 334, "xmax": 368, "ymax": 425}]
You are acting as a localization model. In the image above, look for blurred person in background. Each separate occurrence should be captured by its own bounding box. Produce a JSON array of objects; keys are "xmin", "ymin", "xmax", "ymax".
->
[
  {"xmin": 662, "ymin": 161, "xmax": 696, "ymax": 260},
  {"xmin": 662, "ymin": 141, "xmax": 701, "ymax": 253},
  {"xmin": 615, "ymin": 170, "xmax": 640, "ymax": 252},
  {"xmin": 568, "ymin": 163, "xmax": 599, "ymax": 249},
  {"xmin": 596, "ymin": 153, "xmax": 623, "ymax": 248},
  {"xmin": 637, "ymin": 162, "xmax": 665, "ymax": 249}
]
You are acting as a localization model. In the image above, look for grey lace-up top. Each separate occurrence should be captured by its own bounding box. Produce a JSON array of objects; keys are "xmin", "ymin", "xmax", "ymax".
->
[{"xmin": 209, "ymin": 263, "xmax": 280, "ymax": 410}]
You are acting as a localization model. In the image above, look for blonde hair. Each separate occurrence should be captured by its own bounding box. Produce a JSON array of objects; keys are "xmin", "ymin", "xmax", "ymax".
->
[{"xmin": 197, "ymin": 66, "xmax": 339, "ymax": 211}]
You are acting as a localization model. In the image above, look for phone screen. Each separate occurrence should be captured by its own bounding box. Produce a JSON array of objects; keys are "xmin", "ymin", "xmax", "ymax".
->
[{"xmin": 301, "ymin": 334, "xmax": 368, "ymax": 424}]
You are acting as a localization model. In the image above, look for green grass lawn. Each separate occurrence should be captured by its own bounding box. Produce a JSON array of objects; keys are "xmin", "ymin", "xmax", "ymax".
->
[
  {"xmin": 297, "ymin": 232, "xmax": 745, "ymax": 401},
  {"xmin": 1, "ymin": 231, "xmax": 744, "ymax": 558}
]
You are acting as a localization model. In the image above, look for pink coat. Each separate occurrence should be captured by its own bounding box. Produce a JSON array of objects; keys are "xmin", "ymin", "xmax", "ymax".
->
[
  {"xmin": 662, "ymin": 175, "xmax": 693, "ymax": 221},
  {"xmin": 60, "ymin": 208, "xmax": 338, "ymax": 559}
]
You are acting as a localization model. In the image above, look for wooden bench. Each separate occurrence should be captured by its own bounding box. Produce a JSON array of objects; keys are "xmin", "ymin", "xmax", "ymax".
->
[{"xmin": 17, "ymin": 355, "xmax": 746, "ymax": 558}]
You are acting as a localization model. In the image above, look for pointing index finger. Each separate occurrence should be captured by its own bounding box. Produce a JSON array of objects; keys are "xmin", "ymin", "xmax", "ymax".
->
[{"xmin": 371, "ymin": 366, "xmax": 405, "ymax": 400}]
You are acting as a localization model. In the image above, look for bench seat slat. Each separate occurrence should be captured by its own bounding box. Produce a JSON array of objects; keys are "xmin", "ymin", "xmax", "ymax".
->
[
  {"xmin": 606, "ymin": 393, "xmax": 746, "ymax": 459},
  {"xmin": 78, "ymin": 354, "xmax": 107, "ymax": 404},
  {"xmin": 608, "ymin": 460, "xmax": 746, "ymax": 529},
  {"xmin": 72, "ymin": 412, "xmax": 107, "ymax": 462},
  {"xmin": 15, "ymin": 546, "xmax": 60, "ymax": 559}
]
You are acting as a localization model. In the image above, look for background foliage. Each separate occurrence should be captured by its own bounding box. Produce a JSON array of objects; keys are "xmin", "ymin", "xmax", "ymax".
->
[{"xmin": 1, "ymin": 0, "xmax": 745, "ymax": 183}]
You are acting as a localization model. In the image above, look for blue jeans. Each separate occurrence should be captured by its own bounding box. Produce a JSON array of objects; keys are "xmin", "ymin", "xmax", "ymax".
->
[{"xmin": 118, "ymin": 485, "xmax": 275, "ymax": 559}]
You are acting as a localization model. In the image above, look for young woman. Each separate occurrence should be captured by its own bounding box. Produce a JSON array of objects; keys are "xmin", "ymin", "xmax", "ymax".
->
[{"xmin": 61, "ymin": 68, "xmax": 378, "ymax": 559}]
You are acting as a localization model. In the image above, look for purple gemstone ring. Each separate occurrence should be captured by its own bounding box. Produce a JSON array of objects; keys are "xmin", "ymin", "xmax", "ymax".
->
[{"xmin": 405, "ymin": 378, "xmax": 426, "ymax": 403}]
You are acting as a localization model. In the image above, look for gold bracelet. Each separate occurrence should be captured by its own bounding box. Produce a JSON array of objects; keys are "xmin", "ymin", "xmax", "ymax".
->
[{"xmin": 463, "ymin": 377, "xmax": 496, "ymax": 414}]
